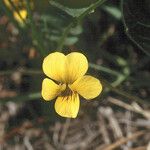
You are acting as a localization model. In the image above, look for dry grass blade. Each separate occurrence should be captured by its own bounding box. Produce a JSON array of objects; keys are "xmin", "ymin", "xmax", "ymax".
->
[
  {"xmin": 97, "ymin": 111, "xmax": 111, "ymax": 144},
  {"xmin": 108, "ymin": 97, "xmax": 150, "ymax": 119},
  {"xmin": 99, "ymin": 107, "xmax": 123, "ymax": 138},
  {"xmin": 102, "ymin": 130, "xmax": 147, "ymax": 150},
  {"xmin": 60, "ymin": 118, "xmax": 70, "ymax": 145},
  {"xmin": 128, "ymin": 146, "xmax": 147, "ymax": 150}
]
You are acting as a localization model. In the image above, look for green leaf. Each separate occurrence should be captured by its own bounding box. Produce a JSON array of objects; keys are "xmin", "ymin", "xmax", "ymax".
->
[
  {"xmin": 54, "ymin": 0, "xmax": 98, "ymax": 9},
  {"xmin": 102, "ymin": 5, "xmax": 121, "ymax": 20},
  {"xmin": 121, "ymin": 0, "xmax": 150, "ymax": 56},
  {"xmin": 39, "ymin": 13, "xmax": 82, "ymax": 47},
  {"xmin": 0, "ymin": 92, "xmax": 41, "ymax": 104},
  {"xmin": 49, "ymin": 0, "xmax": 89, "ymax": 17}
]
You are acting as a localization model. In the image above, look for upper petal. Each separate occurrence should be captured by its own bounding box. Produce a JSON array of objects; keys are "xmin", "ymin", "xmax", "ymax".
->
[
  {"xmin": 55, "ymin": 93, "xmax": 80, "ymax": 118},
  {"xmin": 70, "ymin": 75, "xmax": 102, "ymax": 100},
  {"xmin": 65, "ymin": 52, "xmax": 88, "ymax": 83},
  {"xmin": 42, "ymin": 52, "xmax": 66, "ymax": 82},
  {"xmin": 41, "ymin": 78, "xmax": 66, "ymax": 101}
]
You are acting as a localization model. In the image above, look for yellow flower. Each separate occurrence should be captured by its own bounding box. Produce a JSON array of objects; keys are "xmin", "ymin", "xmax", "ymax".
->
[
  {"xmin": 3, "ymin": 0, "xmax": 27, "ymax": 24},
  {"xmin": 13, "ymin": 9, "xmax": 27, "ymax": 24},
  {"xmin": 41, "ymin": 52, "xmax": 102, "ymax": 118},
  {"xmin": 3, "ymin": 0, "xmax": 20, "ymax": 9}
]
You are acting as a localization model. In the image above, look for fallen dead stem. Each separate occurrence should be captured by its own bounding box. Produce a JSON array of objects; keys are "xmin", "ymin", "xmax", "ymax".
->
[
  {"xmin": 60, "ymin": 118, "xmax": 70, "ymax": 145},
  {"xmin": 128, "ymin": 146, "xmax": 147, "ymax": 150},
  {"xmin": 0, "ymin": 117, "xmax": 46, "ymax": 144},
  {"xmin": 101, "ymin": 130, "xmax": 147, "ymax": 150},
  {"xmin": 108, "ymin": 97, "xmax": 150, "ymax": 119},
  {"xmin": 0, "ymin": 123, "xmax": 32, "ymax": 144},
  {"xmin": 98, "ymin": 112, "xmax": 111, "ymax": 144}
]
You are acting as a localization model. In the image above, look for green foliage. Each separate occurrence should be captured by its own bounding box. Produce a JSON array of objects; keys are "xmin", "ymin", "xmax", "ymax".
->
[
  {"xmin": 102, "ymin": 5, "xmax": 121, "ymax": 20},
  {"xmin": 54, "ymin": 0, "xmax": 98, "ymax": 8},
  {"xmin": 0, "ymin": 0, "xmax": 150, "ymax": 108},
  {"xmin": 122, "ymin": 0, "xmax": 150, "ymax": 56}
]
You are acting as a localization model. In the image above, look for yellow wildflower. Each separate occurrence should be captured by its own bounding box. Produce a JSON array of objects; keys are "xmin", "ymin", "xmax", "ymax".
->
[
  {"xmin": 3, "ymin": 0, "xmax": 20, "ymax": 9},
  {"xmin": 3, "ymin": 0, "xmax": 30, "ymax": 24},
  {"xmin": 13, "ymin": 9, "xmax": 27, "ymax": 24},
  {"xmin": 41, "ymin": 52, "xmax": 102, "ymax": 118}
]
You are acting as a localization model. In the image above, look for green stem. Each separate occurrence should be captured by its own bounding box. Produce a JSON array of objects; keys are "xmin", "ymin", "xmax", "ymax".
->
[
  {"xmin": 57, "ymin": 22, "xmax": 74, "ymax": 50},
  {"xmin": 0, "ymin": 69, "xmax": 42, "ymax": 76},
  {"xmin": 57, "ymin": 0, "xmax": 108, "ymax": 50},
  {"xmin": 89, "ymin": 63, "xmax": 130, "ymax": 87},
  {"xmin": 78, "ymin": 0, "xmax": 108, "ymax": 21},
  {"xmin": 112, "ymin": 74, "xmax": 126, "ymax": 86},
  {"xmin": 0, "ymin": 92, "xmax": 41, "ymax": 104},
  {"xmin": 101, "ymin": 78, "xmax": 150, "ymax": 105},
  {"xmin": 89, "ymin": 63, "xmax": 122, "ymax": 77},
  {"xmin": 26, "ymin": 0, "xmax": 46, "ymax": 57}
]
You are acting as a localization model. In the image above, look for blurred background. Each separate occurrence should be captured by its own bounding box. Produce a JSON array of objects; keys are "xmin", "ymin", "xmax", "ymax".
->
[{"xmin": 0, "ymin": 0, "xmax": 150, "ymax": 149}]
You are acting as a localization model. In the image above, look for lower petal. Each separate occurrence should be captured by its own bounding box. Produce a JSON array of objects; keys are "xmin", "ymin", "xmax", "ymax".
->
[
  {"xmin": 55, "ymin": 93, "xmax": 80, "ymax": 118},
  {"xmin": 70, "ymin": 75, "xmax": 102, "ymax": 100}
]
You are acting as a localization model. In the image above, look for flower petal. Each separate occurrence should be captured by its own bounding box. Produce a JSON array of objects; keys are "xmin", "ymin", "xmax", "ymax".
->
[
  {"xmin": 42, "ymin": 52, "xmax": 66, "ymax": 82},
  {"xmin": 55, "ymin": 93, "xmax": 80, "ymax": 118},
  {"xmin": 70, "ymin": 75, "xmax": 102, "ymax": 100},
  {"xmin": 66, "ymin": 52, "xmax": 88, "ymax": 83},
  {"xmin": 4, "ymin": 0, "xmax": 12, "ymax": 9},
  {"xmin": 41, "ymin": 78, "xmax": 66, "ymax": 101},
  {"xmin": 13, "ymin": 9, "xmax": 27, "ymax": 23}
]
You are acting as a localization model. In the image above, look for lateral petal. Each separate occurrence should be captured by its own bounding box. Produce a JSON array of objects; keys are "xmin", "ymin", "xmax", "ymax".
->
[
  {"xmin": 70, "ymin": 75, "xmax": 102, "ymax": 100},
  {"xmin": 41, "ymin": 78, "xmax": 66, "ymax": 101}
]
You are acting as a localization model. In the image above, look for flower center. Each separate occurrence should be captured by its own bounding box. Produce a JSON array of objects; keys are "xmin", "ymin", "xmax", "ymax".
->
[{"xmin": 61, "ymin": 84, "xmax": 73, "ymax": 97}]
